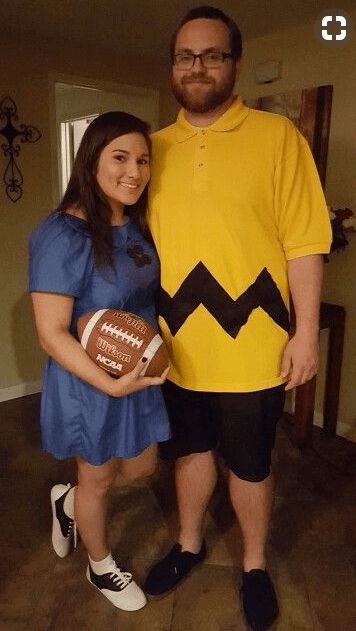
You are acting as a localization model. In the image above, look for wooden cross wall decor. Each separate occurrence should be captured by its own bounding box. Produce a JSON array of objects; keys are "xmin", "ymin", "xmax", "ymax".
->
[{"xmin": 0, "ymin": 96, "xmax": 42, "ymax": 202}]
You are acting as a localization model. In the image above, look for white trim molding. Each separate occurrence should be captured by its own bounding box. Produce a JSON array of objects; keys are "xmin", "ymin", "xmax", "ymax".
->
[{"xmin": 0, "ymin": 381, "xmax": 42, "ymax": 402}]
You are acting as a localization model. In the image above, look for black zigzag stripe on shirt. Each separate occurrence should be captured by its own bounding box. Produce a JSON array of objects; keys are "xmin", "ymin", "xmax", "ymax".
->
[{"xmin": 159, "ymin": 262, "xmax": 289, "ymax": 338}]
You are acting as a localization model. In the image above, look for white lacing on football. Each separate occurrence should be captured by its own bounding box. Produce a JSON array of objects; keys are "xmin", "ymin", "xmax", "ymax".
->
[{"xmin": 101, "ymin": 323, "xmax": 143, "ymax": 348}]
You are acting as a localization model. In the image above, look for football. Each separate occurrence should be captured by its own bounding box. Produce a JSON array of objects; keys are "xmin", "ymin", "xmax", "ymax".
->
[{"xmin": 77, "ymin": 309, "xmax": 169, "ymax": 378}]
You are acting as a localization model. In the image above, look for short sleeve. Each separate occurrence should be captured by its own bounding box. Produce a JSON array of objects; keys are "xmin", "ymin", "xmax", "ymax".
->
[
  {"xmin": 28, "ymin": 212, "xmax": 93, "ymax": 297},
  {"xmin": 274, "ymin": 120, "xmax": 332, "ymax": 260}
]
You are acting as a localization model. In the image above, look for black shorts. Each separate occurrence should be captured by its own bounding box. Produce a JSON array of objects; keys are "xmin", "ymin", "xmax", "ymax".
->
[{"xmin": 160, "ymin": 381, "xmax": 285, "ymax": 482}]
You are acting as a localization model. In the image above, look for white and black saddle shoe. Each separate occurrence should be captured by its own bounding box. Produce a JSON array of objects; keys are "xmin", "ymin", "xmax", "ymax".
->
[
  {"xmin": 86, "ymin": 560, "xmax": 147, "ymax": 611},
  {"xmin": 50, "ymin": 483, "xmax": 77, "ymax": 558}
]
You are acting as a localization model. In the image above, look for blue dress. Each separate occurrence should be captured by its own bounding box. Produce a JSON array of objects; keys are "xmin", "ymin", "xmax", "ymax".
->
[{"xmin": 29, "ymin": 211, "xmax": 170, "ymax": 465}]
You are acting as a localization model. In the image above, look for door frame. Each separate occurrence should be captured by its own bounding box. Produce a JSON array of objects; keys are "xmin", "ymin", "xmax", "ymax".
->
[{"xmin": 48, "ymin": 72, "xmax": 159, "ymax": 206}]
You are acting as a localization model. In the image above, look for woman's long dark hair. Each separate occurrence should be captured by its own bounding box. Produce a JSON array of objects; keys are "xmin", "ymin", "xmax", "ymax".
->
[{"xmin": 58, "ymin": 111, "xmax": 152, "ymax": 267}]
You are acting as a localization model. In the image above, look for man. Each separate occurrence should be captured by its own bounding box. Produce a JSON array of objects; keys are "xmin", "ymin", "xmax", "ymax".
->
[{"xmin": 145, "ymin": 6, "xmax": 331, "ymax": 630}]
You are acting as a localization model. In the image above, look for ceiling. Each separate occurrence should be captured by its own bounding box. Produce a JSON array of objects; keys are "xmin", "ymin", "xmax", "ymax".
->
[{"xmin": 1, "ymin": 0, "xmax": 355, "ymax": 61}]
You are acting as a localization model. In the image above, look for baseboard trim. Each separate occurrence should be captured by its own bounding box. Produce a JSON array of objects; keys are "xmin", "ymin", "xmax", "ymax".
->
[
  {"xmin": 286, "ymin": 405, "xmax": 355, "ymax": 442},
  {"xmin": 0, "ymin": 381, "xmax": 42, "ymax": 402},
  {"xmin": 335, "ymin": 421, "xmax": 356, "ymax": 442}
]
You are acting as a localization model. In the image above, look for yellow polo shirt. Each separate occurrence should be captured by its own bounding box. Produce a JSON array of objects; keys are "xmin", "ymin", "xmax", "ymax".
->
[{"xmin": 148, "ymin": 96, "xmax": 331, "ymax": 392}]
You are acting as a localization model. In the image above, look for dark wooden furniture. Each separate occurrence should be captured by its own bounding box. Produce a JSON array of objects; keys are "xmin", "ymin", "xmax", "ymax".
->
[{"xmin": 287, "ymin": 302, "xmax": 346, "ymax": 448}]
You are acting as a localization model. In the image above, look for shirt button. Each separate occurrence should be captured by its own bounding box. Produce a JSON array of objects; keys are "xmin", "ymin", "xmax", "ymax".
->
[
  {"xmin": 201, "ymin": 130, "xmax": 206, "ymax": 135},
  {"xmin": 200, "ymin": 145, "xmax": 206, "ymax": 149},
  {"xmin": 198, "ymin": 162, "xmax": 203, "ymax": 167}
]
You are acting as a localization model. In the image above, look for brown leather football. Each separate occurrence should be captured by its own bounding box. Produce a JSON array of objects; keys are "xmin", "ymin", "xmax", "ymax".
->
[{"xmin": 77, "ymin": 309, "xmax": 169, "ymax": 378}]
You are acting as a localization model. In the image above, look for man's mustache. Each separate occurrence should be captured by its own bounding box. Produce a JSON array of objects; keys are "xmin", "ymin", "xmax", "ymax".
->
[{"xmin": 182, "ymin": 75, "xmax": 213, "ymax": 84}]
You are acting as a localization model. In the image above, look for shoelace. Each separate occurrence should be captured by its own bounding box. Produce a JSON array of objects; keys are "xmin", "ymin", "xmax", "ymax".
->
[
  {"xmin": 69, "ymin": 519, "xmax": 77, "ymax": 549},
  {"xmin": 61, "ymin": 484, "xmax": 78, "ymax": 549},
  {"xmin": 61, "ymin": 513, "xmax": 78, "ymax": 550},
  {"xmin": 108, "ymin": 563, "xmax": 132, "ymax": 588}
]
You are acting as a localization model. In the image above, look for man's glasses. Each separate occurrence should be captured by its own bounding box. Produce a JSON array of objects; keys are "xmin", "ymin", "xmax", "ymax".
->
[{"xmin": 173, "ymin": 51, "xmax": 234, "ymax": 70}]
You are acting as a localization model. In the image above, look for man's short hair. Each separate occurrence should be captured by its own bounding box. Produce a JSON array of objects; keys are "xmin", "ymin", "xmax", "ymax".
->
[{"xmin": 170, "ymin": 5, "xmax": 243, "ymax": 61}]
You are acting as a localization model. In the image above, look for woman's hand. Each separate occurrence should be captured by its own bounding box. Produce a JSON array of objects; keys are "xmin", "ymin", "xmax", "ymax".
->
[
  {"xmin": 31, "ymin": 291, "xmax": 169, "ymax": 396},
  {"xmin": 108, "ymin": 359, "xmax": 170, "ymax": 397},
  {"xmin": 31, "ymin": 292, "xmax": 169, "ymax": 397}
]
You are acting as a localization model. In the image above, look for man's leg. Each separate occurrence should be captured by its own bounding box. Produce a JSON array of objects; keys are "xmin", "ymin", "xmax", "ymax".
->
[
  {"xmin": 228, "ymin": 471, "xmax": 274, "ymax": 571},
  {"xmin": 144, "ymin": 450, "xmax": 215, "ymax": 595},
  {"xmin": 144, "ymin": 383, "xmax": 218, "ymax": 595},
  {"xmin": 176, "ymin": 450, "xmax": 217, "ymax": 552},
  {"xmin": 218, "ymin": 386, "xmax": 285, "ymax": 631},
  {"xmin": 218, "ymin": 385, "xmax": 285, "ymax": 569},
  {"xmin": 233, "ymin": 473, "xmax": 278, "ymax": 631}
]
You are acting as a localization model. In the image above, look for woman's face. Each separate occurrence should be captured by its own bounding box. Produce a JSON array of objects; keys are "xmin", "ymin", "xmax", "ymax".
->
[{"xmin": 95, "ymin": 132, "xmax": 150, "ymax": 213}]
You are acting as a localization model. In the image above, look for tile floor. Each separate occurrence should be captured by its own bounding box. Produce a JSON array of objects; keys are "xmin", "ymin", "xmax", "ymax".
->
[{"xmin": 1, "ymin": 394, "xmax": 356, "ymax": 630}]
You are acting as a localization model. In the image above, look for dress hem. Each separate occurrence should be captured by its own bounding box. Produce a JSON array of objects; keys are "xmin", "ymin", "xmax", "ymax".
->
[{"xmin": 42, "ymin": 431, "xmax": 171, "ymax": 466}]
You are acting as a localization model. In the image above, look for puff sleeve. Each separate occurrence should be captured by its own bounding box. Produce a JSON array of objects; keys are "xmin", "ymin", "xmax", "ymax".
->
[{"xmin": 29, "ymin": 212, "xmax": 93, "ymax": 297}]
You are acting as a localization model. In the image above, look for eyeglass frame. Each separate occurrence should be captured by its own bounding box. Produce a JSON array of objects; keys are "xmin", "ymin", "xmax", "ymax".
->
[{"xmin": 173, "ymin": 50, "xmax": 235, "ymax": 70}]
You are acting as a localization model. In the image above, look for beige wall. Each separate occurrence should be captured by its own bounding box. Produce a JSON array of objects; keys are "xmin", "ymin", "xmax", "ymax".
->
[
  {"xmin": 0, "ymin": 33, "xmax": 167, "ymax": 396},
  {"xmin": 237, "ymin": 14, "xmax": 356, "ymax": 440}
]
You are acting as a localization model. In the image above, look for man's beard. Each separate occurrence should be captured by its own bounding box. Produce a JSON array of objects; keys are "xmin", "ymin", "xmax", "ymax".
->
[{"xmin": 171, "ymin": 71, "xmax": 236, "ymax": 114}]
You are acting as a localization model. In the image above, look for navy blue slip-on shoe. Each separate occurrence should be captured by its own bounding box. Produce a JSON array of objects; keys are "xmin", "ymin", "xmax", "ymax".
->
[
  {"xmin": 144, "ymin": 541, "xmax": 207, "ymax": 595},
  {"xmin": 240, "ymin": 569, "xmax": 278, "ymax": 631}
]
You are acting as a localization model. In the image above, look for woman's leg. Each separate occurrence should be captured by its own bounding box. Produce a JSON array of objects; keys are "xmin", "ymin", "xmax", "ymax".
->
[
  {"xmin": 75, "ymin": 456, "xmax": 117, "ymax": 560},
  {"xmin": 51, "ymin": 444, "xmax": 157, "ymax": 558},
  {"xmin": 75, "ymin": 456, "xmax": 147, "ymax": 610},
  {"xmin": 114, "ymin": 443, "xmax": 157, "ymax": 486}
]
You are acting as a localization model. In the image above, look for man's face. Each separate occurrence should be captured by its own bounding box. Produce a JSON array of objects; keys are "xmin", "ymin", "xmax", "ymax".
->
[{"xmin": 171, "ymin": 18, "xmax": 240, "ymax": 114}]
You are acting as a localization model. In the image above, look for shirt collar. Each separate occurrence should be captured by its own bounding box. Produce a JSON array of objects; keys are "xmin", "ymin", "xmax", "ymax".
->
[{"xmin": 175, "ymin": 96, "xmax": 249, "ymax": 143}]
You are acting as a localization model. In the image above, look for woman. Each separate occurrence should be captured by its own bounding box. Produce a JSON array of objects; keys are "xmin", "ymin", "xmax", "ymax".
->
[{"xmin": 29, "ymin": 111, "xmax": 170, "ymax": 611}]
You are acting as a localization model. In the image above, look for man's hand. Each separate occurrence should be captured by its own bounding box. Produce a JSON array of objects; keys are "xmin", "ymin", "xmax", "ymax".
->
[
  {"xmin": 284, "ymin": 254, "xmax": 323, "ymax": 391},
  {"xmin": 280, "ymin": 330, "xmax": 319, "ymax": 391}
]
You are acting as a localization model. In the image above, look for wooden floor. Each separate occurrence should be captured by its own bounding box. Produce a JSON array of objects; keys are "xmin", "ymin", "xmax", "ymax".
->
[{"xmin": 1, "ymin": 394, "xmax": 356, "ymax": 630}]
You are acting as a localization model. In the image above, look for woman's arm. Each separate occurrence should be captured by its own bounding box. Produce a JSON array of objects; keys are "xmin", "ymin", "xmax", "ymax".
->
[{"xmin": 31, "ymin": 292, "xmax": 167, "ymax": 397}]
